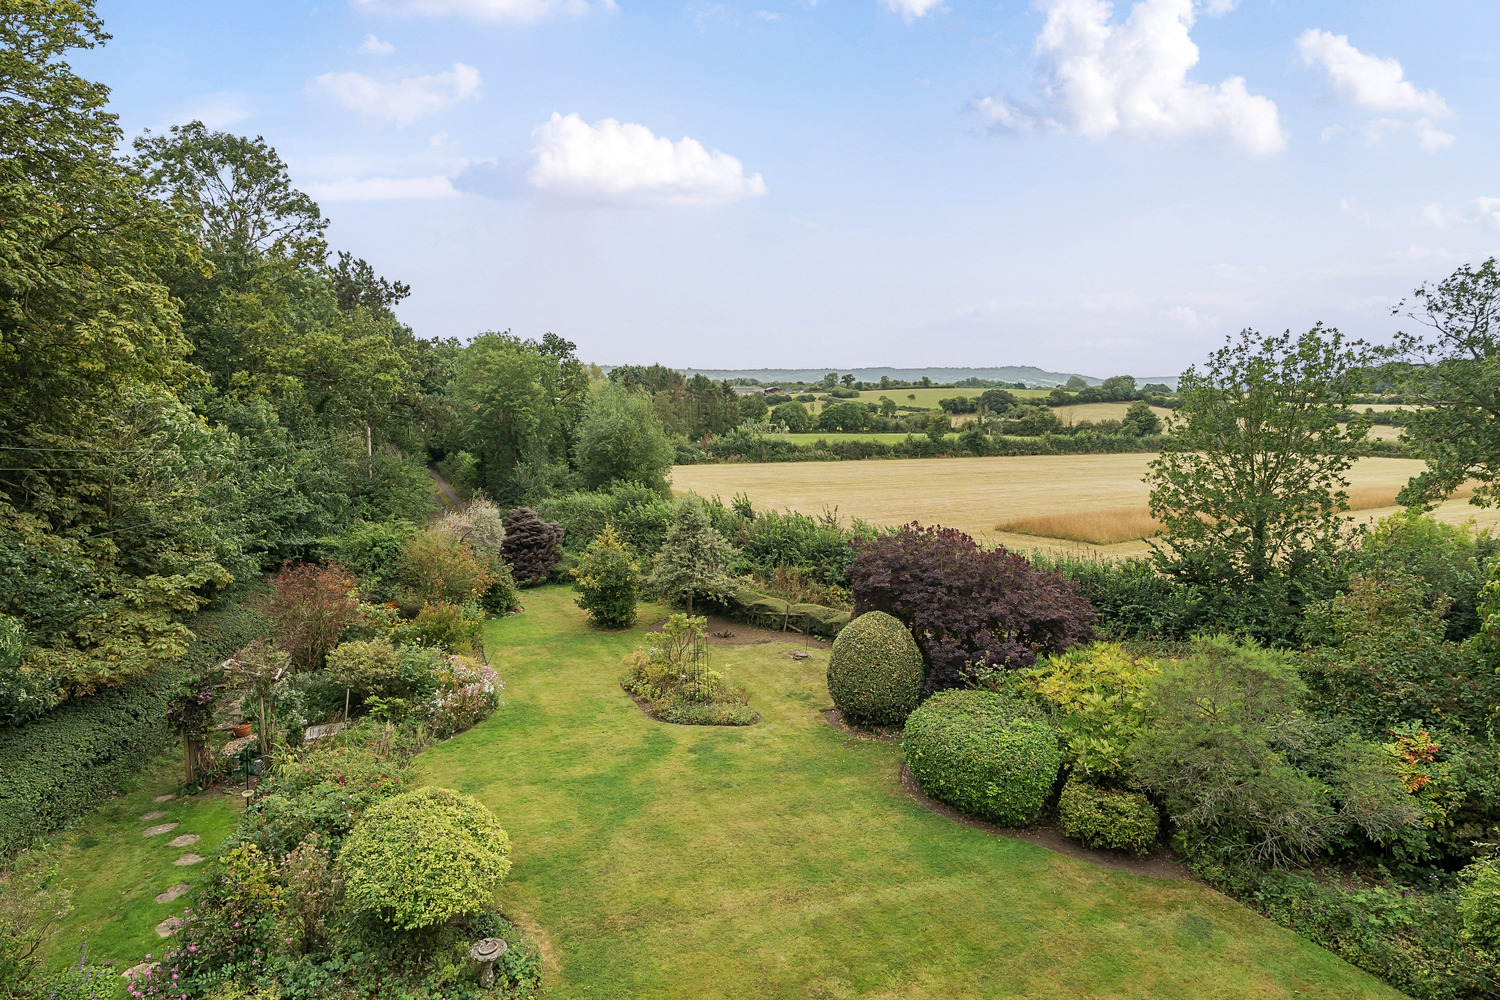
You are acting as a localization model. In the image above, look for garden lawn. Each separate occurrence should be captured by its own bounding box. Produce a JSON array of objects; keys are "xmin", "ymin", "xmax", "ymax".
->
[
  {"xmin": 40, "ymin": 755, "xmax": 244, "ymax": 973},
  {"xmin": 419, "ymin": 587, "xmax": 1403, "ymax": 1000}
]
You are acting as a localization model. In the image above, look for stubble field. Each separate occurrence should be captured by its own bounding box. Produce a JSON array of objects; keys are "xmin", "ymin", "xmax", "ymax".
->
[{"xmin": 671, "ymin": 453, "xmax": 1494, "ymax": 554}]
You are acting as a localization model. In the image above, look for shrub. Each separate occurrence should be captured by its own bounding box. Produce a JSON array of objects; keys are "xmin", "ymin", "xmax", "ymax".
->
[
  {"xmin": 501, "ymin": 507, "xmax": 563, "ymax": 586},
  {"xmin": 426, "ymin": 655, "xmax": 502, "ymax": 739},
  {"xmin": 396, "ymin": 528, "xmax": 495, "ymax": 613},
  {"xmin": 411, "ymin": 601, "xmax": 484, "ymax": 654},
  {"xmin": 902, "ymin": 689, "xmax": 1062, "ymax": 826},
  {"xmin": 735, "ymin": 507, "xmax": 874, "ymax": 587},
  {"xmin": 324, "ymin": 638, "xmax": 401, "ymax": 699},
  {"xmin": 339, "ymin": 787, "xmax": 511, "ymax": 930},
  {"xmin": 826, "ymin": 611, "xmax": 923, "ymax": 727},
  {"xmin": 574, "ymin": 524, "xmax": 640, "ymax": 628},
  {"xmin": 1355, "ymin": 508, "xmax": 1498, "ymax": 641},
  {"xmin": 0, "ymin": 850, "xmax": 72, "ymax": 997},
  {"xmin": 260, "ymin": 561, "xmax": 360, "ymax": 671},
  {"xmin": 1461, "ymin": 855, "xmax": 1500, "ymax": 954},
  {"xmin": 1010, "ymin": 642, "xmax": 1159, "ymax": 783},
  {"xmin": 1133, "ymin": 636, "xmax": 1420, "ymax": 866},
  {"xmin": 620, "ymin": 615, "xmax": 757, "ymax": 726},
  {"xmin": 243, "ymin": 740, "xmax": 410, "ymax": 857},
  {"xmin": 849, "ymin": 523, "xmax": 1097, "ymax": 693},
  {"xmin": 322, "ymin": 519, "xmax": 417, "ymax": 601},
  {"xmin": 1057, "ymin": 777, "xmax": 1159, "ymax": 855},
  {"xmin": 647, "ymin": 497, "xmax": 738, "ymax": 615}
]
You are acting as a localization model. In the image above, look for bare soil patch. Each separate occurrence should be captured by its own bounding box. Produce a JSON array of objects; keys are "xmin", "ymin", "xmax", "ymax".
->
[
  {"xmin": 899, "ymin": 763, "xmax": 1191, "ymax": 881},
  {"xmin": 822, "ymin": 708, "xmax": 900, "ymax": 741},
  {"xmin": 646, "ymin": 613, "xmax": 831, "ymax": 649}
]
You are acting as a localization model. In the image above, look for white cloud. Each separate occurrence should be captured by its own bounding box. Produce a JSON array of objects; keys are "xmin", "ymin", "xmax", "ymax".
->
[
  {"xmin": 176, "ymin": 92, "xmax": 252, "ymax": 130},
  {"xmin": 883, "ymin": 0, "xmax": 943, "ymax": 21},
  {"xmin": 976, "ymin": 0, "xmax": 1285, "ymax": 156},
  {"xmin": 1418, "ymin": 197, "xmax": 1500, "ymax": 230},
  {"xmin": 527, "ymin": 112, "xmax": 767, "ymax": 206},
  {"xmin": 350, "ymin": 0, "xmax": 613, "ymax": 22},
  {"xmin": 359, "ymin": 33, "xmax": 395, "ymax": 54},
  {"xmin": 303, "ymin": 175, "xmax": 461, "ymax": 201},
  {"xmin": 312, "ymin": 63, "xmax": 481, "ymax": 126},
  {"xmin": 1297, "ymin": 30, "xmax": 1448, "ymax": 117}
]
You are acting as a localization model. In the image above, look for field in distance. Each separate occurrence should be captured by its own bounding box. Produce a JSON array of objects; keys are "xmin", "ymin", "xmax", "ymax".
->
[{"xmin": 671, "ymin": 453, "xmax": 1495, "ymax": 555}]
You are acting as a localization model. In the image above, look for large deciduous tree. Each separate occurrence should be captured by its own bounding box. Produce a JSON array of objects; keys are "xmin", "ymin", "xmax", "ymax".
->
[
  {"xmin": 1146, "ymin": 326, "xmax": 1370, "ymax": 589},
  {"xmin": 1383, "ymin": 258, "xmax": 1500, "ymax": 509},
  {"xmin": 572, "ymin": 382, "xmax": 673, "ymax": 492}
]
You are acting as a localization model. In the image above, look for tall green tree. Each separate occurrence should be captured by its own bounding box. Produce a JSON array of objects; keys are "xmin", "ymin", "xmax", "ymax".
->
[
  {"xmin": 573, "ymin": 382, "xmax": 673, "ymax": 491},
  {"xmin": 1384, "ymin": 258, "xmax": 1500, "ymax": 508},
  {"xmin": 648, "ymin": 497, "xmax": 738, "ymax": 615},
  {"xmin": 1146, "ymin": 326, "xmax": 1370, "ymax": 588}
]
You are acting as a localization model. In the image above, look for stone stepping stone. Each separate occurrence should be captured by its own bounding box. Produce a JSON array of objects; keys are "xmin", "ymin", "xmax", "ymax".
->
[
  {"xmin": 155, "ymin": 916, "xmax": 182, "ymax": 938},
  {"xmin": 141, "ymin": 810, "xmax": 167, "ymax": 821},
  {"xmin": 142, "ymin": 823, "xmax": 178, "ymax": 838},
  {"xmin": 174, "ymin": 853, "xmax": 205, "ymax": 866},
  {"xmin": 155, "ymin": 883, "xmax": 192, "ymax": 904},
  {"xmin": 167, "ymin": 834, "xmax": 199, "ymax": 848},
  {"xmin": 121, "ymin": 961, "xmax": 157, "ymax": 980},
  {"xmin": 154, "ymin": 794, "xmax": 176, "ymax": 803}
]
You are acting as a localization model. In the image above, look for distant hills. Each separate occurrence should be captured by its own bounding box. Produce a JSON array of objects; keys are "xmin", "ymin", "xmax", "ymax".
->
[{"xmin": 652, "ymin": 366, "xmax": 1180, "ymax": 390}]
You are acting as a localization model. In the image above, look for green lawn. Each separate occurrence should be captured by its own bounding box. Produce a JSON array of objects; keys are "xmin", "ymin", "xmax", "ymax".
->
[{"xmin": 41, "ymin": 588, "xmax": 1403, "ymax": 998}]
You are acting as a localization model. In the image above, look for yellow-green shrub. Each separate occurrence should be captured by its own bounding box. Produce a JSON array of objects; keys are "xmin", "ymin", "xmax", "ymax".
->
[
  {"xmin": 826, "ymin": 610, "xmax": 923, "ymax": 726},
  {"xmin": 338, "ymin": 787, "xmax": 511, "ymax": 930},
  {"xmin": 1014, "ymin": 642, "xmax": 1159, "ymax": 783},
  {"xmin": 1057, "ymin": 777, "xmax": 1159, "ymax": 855}
]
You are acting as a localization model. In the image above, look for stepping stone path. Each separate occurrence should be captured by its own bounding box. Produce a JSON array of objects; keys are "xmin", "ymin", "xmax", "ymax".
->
[
  {"xmin": 155, "ymin": 883, "xmax": 192, "ymax": 904},
  {"xmin": 174, "ymin": 853, "xmax": 205, "ymax": 866},
  {"xmin": 154, "ymin": 794, "xmax": 176, "ymax": 803},
  {"xmin": 141, "ymin": 810, "xmax": 167, "ymax": 821},
  {"xmin": 168, "ymin": 833, "xmax": 200, "ymax": 848},
  {"xmin": 142, "ymin": 823, "xmax": 178, "ymax": 838},
  {"xmin": 155, "ymin": 916, "xmax": 182, "ymax": 938}
]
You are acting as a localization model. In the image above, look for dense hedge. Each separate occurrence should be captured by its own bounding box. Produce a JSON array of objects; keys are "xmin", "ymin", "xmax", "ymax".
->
[
  {"xmin": 826, "ymin": 611, "xmax": 923, "ymax": 727},
  {"xmin": 1056, "ymin": 777, "xmax": 1159, "ymax": 855},
  {"xmin": 0, "ymin": 603, "xmax": 267, "ymax": 858},
  {"xmin": 902, "ymin": 689, "xmax": 1061, "ymax": 826}
]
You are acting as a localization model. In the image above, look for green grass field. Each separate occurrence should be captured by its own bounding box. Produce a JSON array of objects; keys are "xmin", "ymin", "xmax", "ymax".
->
[
  {"xmin": 38, "ymin": 589, "xmax": 1404, "ymax": 998},
  {"xmin": 765, "ymin": 431, "xmax": 952, "ymax": 444}
]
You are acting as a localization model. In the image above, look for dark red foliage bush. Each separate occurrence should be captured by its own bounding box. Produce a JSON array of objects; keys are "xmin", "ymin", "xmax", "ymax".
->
[
  {"xmin": 848, "ymin": 523, "xmax": 1097, "ymax": 693},
  {"xmin": 501, "ymin": 507, "xmax": 563, "ymax": 587},
  {"xmin": 260, "ymin": 561, "xmax": 359, "ymax": 670}
]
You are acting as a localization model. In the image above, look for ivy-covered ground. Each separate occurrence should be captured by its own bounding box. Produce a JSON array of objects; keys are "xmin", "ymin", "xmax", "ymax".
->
[{"xmin": 44, "ymin": 587, "xmax": 1402, "ymax": 998}]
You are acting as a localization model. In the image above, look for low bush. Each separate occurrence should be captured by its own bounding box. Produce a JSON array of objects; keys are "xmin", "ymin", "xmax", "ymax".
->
[
  {"xmin": 397, "ymin": 529, "xmax": 496, "ymax": 614},
  {"xmin": 0, "ymin": 603, "xmax": 266, "ymax": 858},
  {"xmin": 826, "ymin": 611, "xmax": 923, "ymax": 727},
  {"xmin": 620, "ymin": 615, "xmax": 757, "ymax": 726},
  {"xmin": 410, "ymin": 601, "xmax": 484, "ymax": 654},
  {"xmin": 339, "ymin": 786, "xmax": 512, "ymax": 930},
  {"xmin": 321, "ymin": 519, "xmax": 417, "ymax": 602},
  {"xmin": 1056, "ymin": 777, "xmax": 1159, "ymax": 855},
  {"xmin": 242, "ymin": 739, "xmax": 411, "ymax": 857},
  {"xmin": 1461, "ymin": 855, "xmax": 1500, "ymax": 954},
  {"xmin": 260, "ymin": 562, "xmax": 360, "ymax": 671},
  {"xmin": 573, "ymin": 524, "xmax": 640, "ymax": 628},
  {"xmin": 902, "ymin": 689, "xmax": 1061, "ymax": 826}
]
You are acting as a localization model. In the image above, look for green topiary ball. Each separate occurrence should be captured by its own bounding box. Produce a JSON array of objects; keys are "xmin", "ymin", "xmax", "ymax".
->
[
  {"xmin": 903, "ymin": 689, "xmax": 1061, "ymax": 826},
  {"xmin": 826, "ymin": 611, "xmax": 924, "ymax": 726},
  {"xmin": 338, "ymin": 786, "xmax": 511, "ymax": 930},
  {"xmin": 1057, "ymin": 776, "xmax": 1159, "ymax": 855}
]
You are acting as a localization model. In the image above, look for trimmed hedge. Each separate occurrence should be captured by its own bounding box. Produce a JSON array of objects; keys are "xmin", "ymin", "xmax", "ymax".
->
[
  {"xmin": 729, "ymin": 588, "xmax": 850, "ymax": 638},
  {"xmin": 1057, "ymin": 777, "xmax": 1159, "ymax": 855},
  {"xmin": 903, "ymin": 689, "xmax": 1061, "ymax": 826},
  {"xmin": 0, "ymin": 603, "xmax": 267, "ymax": 858},
  {"xmin": 826, "ymin": 611, "xmax": 923, "ymax": 726}
]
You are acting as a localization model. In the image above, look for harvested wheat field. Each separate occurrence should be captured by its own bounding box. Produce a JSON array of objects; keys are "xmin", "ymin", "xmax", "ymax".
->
[{"xmin": 670, "ymin": 454, "xmax": 1499, "ymax": 556}]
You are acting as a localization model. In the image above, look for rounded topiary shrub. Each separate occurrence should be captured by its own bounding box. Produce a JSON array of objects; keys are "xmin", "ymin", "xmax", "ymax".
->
[
  {"xmin": 338, "ymin": 786, "xmax": 511, "ymax": 930},
  {"xmin": 1057, "ymin": 776, "xmax": 1159, "ymax": 855},
  {"xmin": 827, "ymin": 611, "xmax": 924, "ymax": 726},
  {"xmin": 903, "ymin": 689, "xmax": 1061, "ymax": 826}
]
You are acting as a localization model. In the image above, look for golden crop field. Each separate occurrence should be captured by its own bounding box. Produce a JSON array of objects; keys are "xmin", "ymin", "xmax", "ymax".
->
[
  {"xmin": 670, "ymin": 453, "xmax": 1498, "ymax": 556},
  {"xmin": 1053, "ymin": 402, "xmax": 1176, "ymax": 424}
]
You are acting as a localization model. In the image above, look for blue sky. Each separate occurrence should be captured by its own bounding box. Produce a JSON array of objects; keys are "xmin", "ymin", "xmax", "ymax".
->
[{"xmin": 79, "ymin": 0, "xmax": 1500, "ymax": 376}]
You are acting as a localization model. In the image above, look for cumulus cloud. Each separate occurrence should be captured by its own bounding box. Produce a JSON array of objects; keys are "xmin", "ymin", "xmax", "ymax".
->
[
  {"xmin": 303, "ymin": 175, "xmax": 461, "ymax": 201},
  {"xmin": 312, "ymin": 63, "xmax": 481, "ymax": 126},
  {"xmin": 1418, "ymin": 197, "xmax": 1500, "ymax": 230},
  {"xmin": 976, "ymin": 0, "xmax": 1285, "ymax": 156},
  {"xmin": 527, "ymin": 113, "xmax": 767, "ymax": 206},
  {"xmin": 350, "ymin": 0, "xmax": 612, "ymax": 22},
  {"xmin": 360, "ymin": 34, "xmax": 395, "ymax": 54},
  {"xmin": 883, "ymin": 0, "xmax": 943, "ymax": 21},
  {"xmin": 1297, "ymin": 30, "xmax": 1448, "ymax": 116}
]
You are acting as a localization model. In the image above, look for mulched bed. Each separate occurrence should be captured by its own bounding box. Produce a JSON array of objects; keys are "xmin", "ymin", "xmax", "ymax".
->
[
  {"xmin": 646, "ymin": 614, "xmax": 832, "ymax": 650},
  {"xmin": 822, "ymin": 708, "xmax": 901, "ymax": 741},
  {"xmin": 899, "ymin": 763, "xmax": 1192, "ymax": 881}
]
